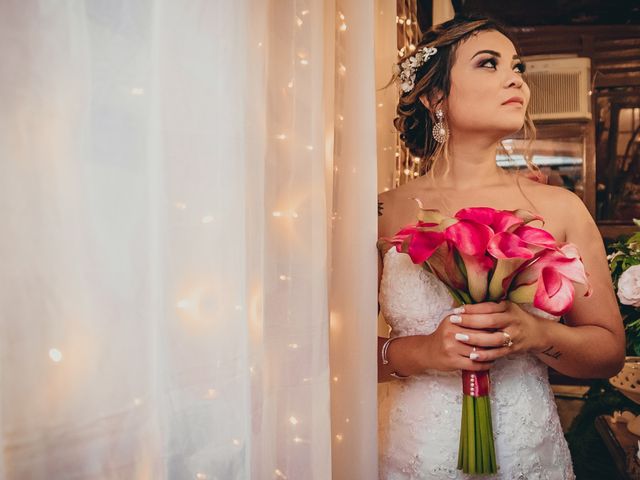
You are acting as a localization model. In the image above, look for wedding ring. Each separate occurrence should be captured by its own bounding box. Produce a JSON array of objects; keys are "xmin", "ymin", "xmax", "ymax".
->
[{"xmin": 501, "ymin": 331, "xmax": 513, "ymax": 348}]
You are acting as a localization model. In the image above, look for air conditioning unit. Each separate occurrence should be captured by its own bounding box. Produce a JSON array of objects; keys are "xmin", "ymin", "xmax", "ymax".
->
[{"xmin": 523, "ymin": 56, "xmax": 592, "ymax": 121}]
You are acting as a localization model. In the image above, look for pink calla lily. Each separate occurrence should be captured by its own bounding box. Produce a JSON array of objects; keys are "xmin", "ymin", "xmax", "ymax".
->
[
  {"xmin": 445, "ymin": 220, "xmax": 495, "ymax": 302},
  {"xmin": 486, "ymin": 226, "xmax": 558, "ymax": 300},
  {"xmin": 454, "ymin": 207, "xmax": 544, "ymax": 233},
  {"xmin": 508, "ymin": 243, "xmax": 592, "ymax": 314}
]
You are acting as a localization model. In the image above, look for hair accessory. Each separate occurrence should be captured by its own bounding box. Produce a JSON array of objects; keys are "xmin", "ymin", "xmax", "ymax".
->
[
  {"xmin": 393, "ymin": 46, "xmax": 438, "ymax": 93},
  {"xmin": 432, "ymin": 108, "xmax": 448, "ymax": 143}
]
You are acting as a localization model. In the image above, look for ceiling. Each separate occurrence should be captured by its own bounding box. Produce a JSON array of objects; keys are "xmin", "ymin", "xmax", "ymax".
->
[{"xmin": 445, "ymin": 0, "xmax": 640, "ymax": 26}]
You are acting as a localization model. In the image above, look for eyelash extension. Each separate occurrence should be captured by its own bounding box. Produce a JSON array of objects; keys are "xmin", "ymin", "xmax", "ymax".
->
[{"xmin": 480, "ymin": 57, "xmax": 526, "ymax": 73}]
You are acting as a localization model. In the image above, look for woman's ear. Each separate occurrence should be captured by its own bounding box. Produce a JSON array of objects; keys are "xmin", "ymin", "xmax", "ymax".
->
[{"xmin": 419, "ymin": 94, "xmax": 431, "ymax": 111}]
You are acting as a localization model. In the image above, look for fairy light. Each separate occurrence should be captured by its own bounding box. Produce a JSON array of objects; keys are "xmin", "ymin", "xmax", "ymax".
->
[
  {"xmin": 301, "ymin": 9, "xmax": 309, "ymax": 15},
  {"xmin": 289, "ymin": 416, "xmax": 298, "ymax": 425},
  {"xmin": 296, "ymin": 16, "xmax": 303, "ymax": 27},
  {"xmin": 49, "ymin": 348, "xmax": 62, "ymax": 362},
  {"xmin": 201, "ymin": 215, "xmax": 214, "ymax": 224},
  {"xmin": 196, "ymin": 474, "xmax": 207, "ymax": 480},
  {"xmin": 287, "ymin": 80, "xmax": 294, "ymax": 88},
  {"xmin": 176, "ymin": 299, "xmax": 193, "ymax": 309},
  {"xmin": 299, "ymin": 59, "xmax": 309, "ymax": 66},
  {"xmin": 279, "ymin": 274, "xmax": 288, "ymax": 280},
  {"xmin": 131, "ymin": 88, "xmax": 144, "ymax": 95},
  {"xmin": 338, "ymin": 63, "xmax": 347, "ymax": 75},
  {"xmin": 272, "ymin": 211, "xmax": 283, "ymax": 217},
  {"xmin": 207, "ymin": 388, "xmax": 217, "ymax": 399},
  {"xmin": 175, "ymin": 202, "xmax": 187, "ymax": 209},
  {"xmin": 133, "ymin": 397, "xmax": 143, "ymax": 406},
  {"xmin": 293, "ymin": 436, "xmax": 303, "ymax": 443},
  {"xmin": 339, "ymin": 22, "xmax": 347, "ymax": 32},
  {"xmin": 378, "ymin": 103, "xmax": 384, "ymax": 108},
  {"xmin": 288, "ymin": 343, "xmax": 299, "ymax": 349},
  {"xmin": 274, "ymin": 470, "xmax": 287, "ymax": 479},
  {"xmin": 333, "ymin": 376, "xmax": 339, "ymax": 382},
  {"xmin": 232, "ymin": 439, "xmax": 240, "ymax": 446},
  {"xmin": 275, "ymin": 133, "xmax": 287, "ymax": 140},
  {"xmin": 408, "ymin": 43, "xmax": 416, "ymax": 51},
  {"xmin": 257, "ymin": 42, "xmax": 263, "ymax": 47},
  {"xmin": 305, "ymin": 145, "xmax": 314, "ymax": 150},
  {"xmin": 335, "ymin": 434, "xmax": 343, "ymax": 441}
]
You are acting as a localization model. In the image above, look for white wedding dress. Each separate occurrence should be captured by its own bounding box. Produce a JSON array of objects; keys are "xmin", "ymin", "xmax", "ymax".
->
[{"xmin": 378, "ymin": 247, "xmax": 575, "ymax": 480}]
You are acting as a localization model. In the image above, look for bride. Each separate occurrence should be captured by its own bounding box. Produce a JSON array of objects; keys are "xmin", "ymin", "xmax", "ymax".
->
[{"xmin": 376, "ymin": 15, "xmax": 625, "ymax": 479}]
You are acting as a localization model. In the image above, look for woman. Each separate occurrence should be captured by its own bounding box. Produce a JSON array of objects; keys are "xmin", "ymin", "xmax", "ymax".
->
[{"xmin": 377, "ymin": 15, "xmax": 625, "ymax": 479}]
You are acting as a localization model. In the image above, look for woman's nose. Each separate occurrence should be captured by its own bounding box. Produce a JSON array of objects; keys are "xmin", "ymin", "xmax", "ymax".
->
[{"xmin": 505, "ymin": 71, "xmax": 524, "ymax": 89}]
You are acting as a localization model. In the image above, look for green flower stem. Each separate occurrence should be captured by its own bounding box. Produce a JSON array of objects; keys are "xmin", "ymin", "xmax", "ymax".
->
[
  {"xmin": 467, "ymin": 395, "xmax": 476, "ymax": 473},
  {"xmin": 458, "ymin": 395, "xmax": 497, "ymax": 475}
]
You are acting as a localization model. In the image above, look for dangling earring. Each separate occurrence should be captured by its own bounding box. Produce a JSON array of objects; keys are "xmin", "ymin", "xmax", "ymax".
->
[{"xmin": 432, "ymin": 108, "xmax": 448, "ymax": 143}]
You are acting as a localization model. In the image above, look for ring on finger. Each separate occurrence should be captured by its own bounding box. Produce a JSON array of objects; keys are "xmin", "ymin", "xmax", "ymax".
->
[{"xmin": 501, "ymin": 330, "xmax": 513, "ymax": 348}]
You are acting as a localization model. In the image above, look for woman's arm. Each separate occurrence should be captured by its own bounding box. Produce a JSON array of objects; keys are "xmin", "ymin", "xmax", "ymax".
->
[{"xmin": 530, "ymin": 191, "xmax": 625, "ymax": 378}]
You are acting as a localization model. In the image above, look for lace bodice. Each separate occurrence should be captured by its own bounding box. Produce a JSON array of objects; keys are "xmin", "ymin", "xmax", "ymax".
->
[{"xmin": 378, "ymin": 247, "xmax": 575, "ymax": 480}]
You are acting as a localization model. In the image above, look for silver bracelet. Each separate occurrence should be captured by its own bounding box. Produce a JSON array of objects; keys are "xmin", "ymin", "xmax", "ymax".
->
[{"xmin": 381, "ymin": 336, "xmax": 410, "ymax": 379}]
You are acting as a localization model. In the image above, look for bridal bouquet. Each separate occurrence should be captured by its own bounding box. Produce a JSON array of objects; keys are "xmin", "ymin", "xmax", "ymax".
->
[{"xmin": 379, "ymin": 202, "xmax": 592, "ymax": 475}]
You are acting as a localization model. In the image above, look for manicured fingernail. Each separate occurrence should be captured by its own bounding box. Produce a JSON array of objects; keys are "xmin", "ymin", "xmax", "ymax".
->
[
  {"xmin": 455, "ymin": 333, "xmax": 469, "ymax": 341},
  {"xmin": 449, "ymin": 314, "xmax": 462, "ymax": 324},
  {"xmin": 453, "ymin": 306, "xmax": 465, "ymax": 314},
  {"xmin": 470, "ymin": 352, "xmax": 480, "ymax": 360}
]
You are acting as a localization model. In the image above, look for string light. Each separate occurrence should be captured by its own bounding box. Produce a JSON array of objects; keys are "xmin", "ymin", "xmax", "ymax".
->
[
  {"xmin": 206, "ymin": 388, "xmax": 217, "ymax": 399},
  {"xmin": 288, "ymin": 343, "xmax": 299, "ymax": 349},
  {"xmin": 131, "ymin": 88, "xmax": 144, "ymax": 95},
  {"xmin": 339, "ymin": 22, "xmax": 347, "ymax": 32},
  {"xmin": 196, "ymin": 474, "xmax": 207, "ymax": 480},
  {"xmin": 275, "ymin": 133, "xmax": 287, "ymax": 140},
  {"xmin": 289, "ymin": 416, "xmax": 298, "ymax": 425},
  {"xmin": 296, "ymin": 16, "xmax": 303, "ymax": 27},
  {"xmin": 175, "ymin": 202, "xmax": 187, "ymax": 209},
  {"xmin": 232, "ymin": 439, "xmax": 240, "ymax": 446},
  {"xmin": 274, "ymin": 470, "xmax": 287, "ymax": 479},
  {"xmin": 201, "ymin": 215, "xmax": 214, "ymax": 224},
  {"xmin": 335, "ymin": 434, "xmax": 343, "ymax": 441},
  {"xmin": 305, "ymin": 145, "xmax": 314, "ymax": 150},
  {"xmin": 49, "ymin": 348, "xmax": 62, "ymax": 362},
  {"xmin": 301, "ymin": 9, "xmax": 309, "ymax": 15}
]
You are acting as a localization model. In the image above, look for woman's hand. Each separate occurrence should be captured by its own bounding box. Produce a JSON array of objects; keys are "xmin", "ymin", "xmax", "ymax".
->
[
  {"xmin": 416, "ymin": 302, "xmax": 511, "ymax": 372},
  {"xmin": 451, "ymin": 300, "xmax": 549, "ymax": 363}
]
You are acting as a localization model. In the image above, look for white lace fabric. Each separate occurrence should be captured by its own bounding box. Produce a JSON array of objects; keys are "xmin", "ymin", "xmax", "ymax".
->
[{"xmin": 378, "ymin": 248, "xmax": 575, "ymax": 479}]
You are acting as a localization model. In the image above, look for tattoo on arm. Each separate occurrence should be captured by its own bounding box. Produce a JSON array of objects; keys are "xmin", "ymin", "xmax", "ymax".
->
[
  {"xmin": 540, "ymin": 346, "xmax": 562, "ymax": 360},
  {"xmin": 378, "ymin": 201, "xmax": 384, "ymax": 217}
]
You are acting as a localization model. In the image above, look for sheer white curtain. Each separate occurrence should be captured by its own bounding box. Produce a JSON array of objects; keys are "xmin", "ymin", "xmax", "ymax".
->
[{"xmin": 0, "ymin": 0, "xmax": 385, "ymax": 477}]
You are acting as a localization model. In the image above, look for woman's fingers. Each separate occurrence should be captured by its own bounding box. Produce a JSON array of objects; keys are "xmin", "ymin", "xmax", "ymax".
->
[
  {"xmin": 448, "ymin": 312, "xmax": 509, "ymax": 330},
  {"xmin": 452, "ymin": 328, "xmax": 508, "ymax": 348},
  {"xmin": 457, "ymin": 300, "xmax": 508, "ymax": 315},
  {"xmin": 467, "ymin": 346, "xmax": 512, "ymax": 363}
]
